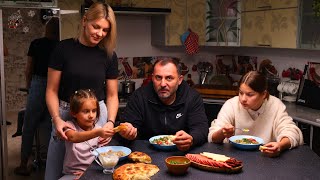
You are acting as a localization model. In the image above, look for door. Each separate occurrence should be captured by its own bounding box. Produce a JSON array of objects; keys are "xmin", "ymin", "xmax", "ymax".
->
[
  {"xmin": 0, "ymin": 8, "xmax": 8, "ymax": 180},
  {"xmin": 0, "ymin": 7, "xmax": 60, "ymax": 180}
]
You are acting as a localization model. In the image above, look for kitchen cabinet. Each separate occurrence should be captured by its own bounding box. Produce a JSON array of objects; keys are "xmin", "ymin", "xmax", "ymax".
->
[
  {"xmin": 107, "ymin": 0, "xmax": 166, "ymax": 8},
  {"xmin": 242, "ymin": 0, "xmax": 298, "ymax": 12},
  {"xmin": 299, "ymin": 0, "xmax": 320, "ymax": 49},
  {"xmin": 131, "ymin": 0, "xmax": 166, "ymax": 8},
  {"xmin": 205, "ymin": 0, "xmax": 241, "ymax": 46},
  {"xmin": 241, "ymin": 7, "xmax": 298, "ymax": 48},
  {"xmin": 58, "ymin": 0, "xmax": 82, "ymax": 40},
  {"xmin": 151, "ymin": 0, "xmax": 206, "ymax": 46}
]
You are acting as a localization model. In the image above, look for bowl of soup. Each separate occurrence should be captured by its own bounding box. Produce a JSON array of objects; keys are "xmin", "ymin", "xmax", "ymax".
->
[
  {"xmin": 165, "ymin": 156, "xmax": 191, "ymax": 175},
  {"xmin": 229, "ymin": 135, "xmax": 264, "ymax": 150}
]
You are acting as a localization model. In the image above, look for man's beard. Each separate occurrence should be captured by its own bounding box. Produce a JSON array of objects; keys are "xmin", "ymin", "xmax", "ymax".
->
[{"xmin": 157, "ymin": 85, "xmax": 178, "ymax": 100}]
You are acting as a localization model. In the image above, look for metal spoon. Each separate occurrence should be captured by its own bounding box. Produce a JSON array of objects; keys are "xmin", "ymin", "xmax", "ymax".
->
[
  {"xmin": 85, "ymin": 141, "xmax": 100, "ymax": 156},
  {"xmin": 235, "ymin": 128, "xmax": 250, "ymax": 132}
]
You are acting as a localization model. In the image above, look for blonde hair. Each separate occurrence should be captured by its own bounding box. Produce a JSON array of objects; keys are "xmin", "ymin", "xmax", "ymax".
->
[{"xmin": 77, "ymin": 2, "xmax": 117, "ymax": 58}]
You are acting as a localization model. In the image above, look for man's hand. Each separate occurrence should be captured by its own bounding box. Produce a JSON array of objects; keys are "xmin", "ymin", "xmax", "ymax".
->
[
  {"xmin": 172, "ymin": 130, "xmax": 193, "ymax": 151},
  {"xmin": 119, "ymin": 123, "xmax": 137, "ymax": 140},
  {"xmin": 260, "ymin": 142, "xmax": 281, "ymax": 158}
]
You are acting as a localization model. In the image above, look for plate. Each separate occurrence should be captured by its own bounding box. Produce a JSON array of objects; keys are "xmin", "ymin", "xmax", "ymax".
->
[
  {"xmin": 229, "ymin": 135, "xmax": 264, "ymax": 150},
  {"xmin": 191, "ymin": 161, "xmax": 243, "ymax": 173},
  {"xmin": 149, "ymin": 135, "xmax": 177, "ymax": 151},
  {"xmin": 91, "ymin": 146, "xmax": 131, "ymax": 161}
]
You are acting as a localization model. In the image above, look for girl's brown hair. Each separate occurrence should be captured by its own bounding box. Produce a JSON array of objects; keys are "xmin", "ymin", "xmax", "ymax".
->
[
  {"xmin": 239, "ymin": 71, "xmax": 269, "ymax": 99},
  {"xmin": 77, "ymin": 2, "xmax": 117, "ymax": 58},
  {"xmin": 69, "ymin": 89, "xmax": 100, "ymax": 123}
]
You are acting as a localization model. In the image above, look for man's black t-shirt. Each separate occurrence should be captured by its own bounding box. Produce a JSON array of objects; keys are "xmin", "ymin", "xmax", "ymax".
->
[
  {"xmin": 49, "ymin": 38, "xmax": 118, "ymax": 102},
  {"xmin": 28, "ymin": 37, "xmax": 59, "ymax": 77}
]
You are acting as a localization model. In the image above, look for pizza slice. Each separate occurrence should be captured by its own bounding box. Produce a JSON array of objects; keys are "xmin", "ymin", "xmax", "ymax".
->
[{"xmin": 128, "ymin": 151, "xmax": 152, "ymax": 164}]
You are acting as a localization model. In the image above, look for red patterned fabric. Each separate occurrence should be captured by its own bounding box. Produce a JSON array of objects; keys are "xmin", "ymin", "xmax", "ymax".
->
[{"xmin": 184, "ymin": 29, "xmax": 199, "ymax": 55}]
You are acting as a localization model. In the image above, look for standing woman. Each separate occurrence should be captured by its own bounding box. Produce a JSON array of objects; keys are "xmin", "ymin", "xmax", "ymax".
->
[
  {"xmin": 208, "ymin": 71, "xmax": 303, "ymax": 157},
  {"xmin": 45, "ymin": 2, "xmax": 119, "ymax": 179}
]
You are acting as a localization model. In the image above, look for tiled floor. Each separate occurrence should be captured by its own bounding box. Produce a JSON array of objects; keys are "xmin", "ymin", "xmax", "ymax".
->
[{"xmin": 5, "ymin": 111, "xmax": 45, "ymax": 180}]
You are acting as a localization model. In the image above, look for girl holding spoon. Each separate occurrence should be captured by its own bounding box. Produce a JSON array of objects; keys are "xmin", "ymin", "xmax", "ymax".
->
[{"xmin": 208, "ymin": 71, "xmax": 303, "ymax": 157}]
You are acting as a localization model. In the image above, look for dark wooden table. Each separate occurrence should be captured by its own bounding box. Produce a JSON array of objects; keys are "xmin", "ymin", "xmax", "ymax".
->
[{"xmin": 80, "ymin": 140, "xmax": 320, "ymax": 180}]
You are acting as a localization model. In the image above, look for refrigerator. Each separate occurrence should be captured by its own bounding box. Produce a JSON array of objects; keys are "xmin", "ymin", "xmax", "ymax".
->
[{"xmin": 0, "ymin": 5, "xmax": 60, "ymax": 179}]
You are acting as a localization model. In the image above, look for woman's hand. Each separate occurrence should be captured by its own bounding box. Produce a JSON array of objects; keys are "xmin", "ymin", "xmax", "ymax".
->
[
  {"xmin": 221, "ymin": 123, "xmax": 235, "ymax": 138},
  {"xmin": 98, "ymin": 137, "xmax": 112, "ymax": 147},
  {"xmin": 173, "ymin": 130, "xmax": 193, "ymax": 151},
  {"xmin": 99, "ymin": 122, "xmax": 115, "ymax": 146},
  {"xmin": 260, "ymin": 142, "xmax": 281, "ymax": 157},
  {"xmin": 119, "ymin": 123, "xmax": 137, "ymax": 140},
  {"xmin": 55, "ymin": 117, "xmax": 74, "ymax": 140},
  {"xmin": 98, "ymin": 127, "xmax": 115, "ymax": 139}
]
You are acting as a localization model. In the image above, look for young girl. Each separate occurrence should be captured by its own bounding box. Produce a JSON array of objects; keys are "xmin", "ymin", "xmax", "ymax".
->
[
  {"xmin": 208, "ymin": 71, "xmax": 303, "ymax": 157},
  {"xmin": 59, "ymin": 89, "xmax": 114, "ymax": 180}
]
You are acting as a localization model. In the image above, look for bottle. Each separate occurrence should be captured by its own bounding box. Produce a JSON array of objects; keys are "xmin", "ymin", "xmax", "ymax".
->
[{"xmin": 186, "ymin": 74, "xmax": 195, "ymax": 87}]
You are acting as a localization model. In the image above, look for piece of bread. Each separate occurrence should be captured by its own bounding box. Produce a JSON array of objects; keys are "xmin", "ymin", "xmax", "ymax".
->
[
  {"xmin": 113, "ymin": 163, "xmax": 159, "ymax": 180},
  {"xmin": 113, "ymin": 124, "xmax": 127, "ymax": 132},
  {"xmin": 128, "ymin": 151, "xmax": 152, "ymax": 164},
  {"xmin": 259, "ymin": 145, "xmax": 268, "ymax": 151}
]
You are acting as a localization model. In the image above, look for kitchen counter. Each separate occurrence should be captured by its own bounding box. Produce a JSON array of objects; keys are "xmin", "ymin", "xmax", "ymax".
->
[
  {"xmin": 284, "ymin": 102, "xmax": 320, "ymax": 127},
  {"xmin": 283, "ymin": 102, "xmax": 320, "ymax": 150}
]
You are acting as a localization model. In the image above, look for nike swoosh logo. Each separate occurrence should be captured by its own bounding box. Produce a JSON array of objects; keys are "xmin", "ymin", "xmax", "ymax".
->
[{"xmin": 176, "ymin": 113, "xmax": 183, "ymax": 119}]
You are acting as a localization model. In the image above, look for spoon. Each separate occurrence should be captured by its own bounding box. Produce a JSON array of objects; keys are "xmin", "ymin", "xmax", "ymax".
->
[
  {"xmin": 235, "ymin": 128, "xmax": 250, "ymax": 132},
  {"xmin": 85, "ymin": 141, "xmax": 100, "ymax": 156}
]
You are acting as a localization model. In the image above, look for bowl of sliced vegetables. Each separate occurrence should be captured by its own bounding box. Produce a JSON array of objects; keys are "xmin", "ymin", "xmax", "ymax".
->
[
  {"xmin": 229, "ymin": 135, "xmax": 264, "ymax": 150},
  {"xmin": 149, "ymin": 135, "xmax": 177, "ymax": 151}
]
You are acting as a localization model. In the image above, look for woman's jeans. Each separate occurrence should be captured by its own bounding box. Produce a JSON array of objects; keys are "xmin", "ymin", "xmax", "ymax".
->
[
  {"xmin": 44, "ymin": 101, "xmax": 107, "ymax": 180},
  {"xmin": 21, "ymin": 76, "xmax": 52, "ymax": 162}
]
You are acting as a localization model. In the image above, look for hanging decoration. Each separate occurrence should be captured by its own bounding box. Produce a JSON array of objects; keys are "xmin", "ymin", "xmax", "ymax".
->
[
  {"xmin": 22, "ymin": 26, "xmax": 30, "ymax": 33},
  {"xmin": 8, "ymin": 10, "xmax": 23, "ymax": 29},
  {"xmin": 27, "ymin": 10, "xmax": 35, "ymax": 17}
]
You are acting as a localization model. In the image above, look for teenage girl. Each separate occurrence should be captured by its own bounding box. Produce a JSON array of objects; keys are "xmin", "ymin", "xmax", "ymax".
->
[{"xmin": 59, "ymin": 89, "xmax": 114, "ymax": 180}]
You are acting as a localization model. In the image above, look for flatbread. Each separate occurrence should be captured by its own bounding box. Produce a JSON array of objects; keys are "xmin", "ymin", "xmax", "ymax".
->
[
  {"xmin": 128, "ymin": 151, "xmax": 152, "ymax": 164},
  {"xmin": 259, "ymin": 145, "xmax": 268, "ymax": 151},
  {"xmin": 113, "ymin": 124, "xmax": 127, "ymax": 132},
  {"xmin": 113, "ymin": 163, "xmax": 159, "ymax": 180}
]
